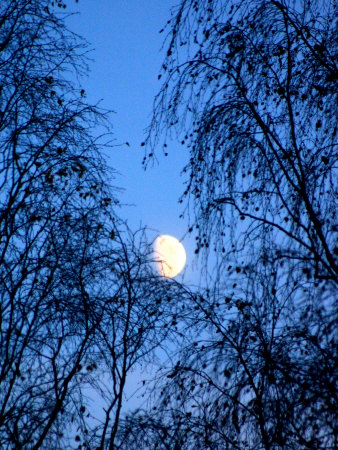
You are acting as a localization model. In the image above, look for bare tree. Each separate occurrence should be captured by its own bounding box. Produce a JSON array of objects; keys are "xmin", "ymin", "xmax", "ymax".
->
[
  {"xmin": 0, "ymin": 1, "xmax": 190, "ymax": 448},
  {"xmin": 118, "ymin": 1, "xmax": 337, "ymax": 448},
  {"xmin": 76, "ymin": 228, "xmax": 192, "ymax": 450}
]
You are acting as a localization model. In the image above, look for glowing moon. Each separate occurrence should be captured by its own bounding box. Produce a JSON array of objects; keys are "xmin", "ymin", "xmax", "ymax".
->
[{"xmin": 154, "ymin": 235, "xmax": 186, "ymax": 278}]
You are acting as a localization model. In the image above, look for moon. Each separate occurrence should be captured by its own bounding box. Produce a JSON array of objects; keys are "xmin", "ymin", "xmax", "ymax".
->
[{"xmin": 154, "ymin": 235, "xmax": 186, "ymax": 278}]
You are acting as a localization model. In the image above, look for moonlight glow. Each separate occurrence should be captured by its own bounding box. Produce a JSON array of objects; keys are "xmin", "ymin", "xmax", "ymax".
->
[{"xmin": 154, "ymin": 235, "xmax": 186, "ymax": 278}]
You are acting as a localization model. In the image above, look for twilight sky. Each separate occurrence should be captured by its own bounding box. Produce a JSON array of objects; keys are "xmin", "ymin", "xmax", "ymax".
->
[
  {"xmin": 63, "ymin": 1, "xmax": 200, "ymax": 413},
  {"xmin": 66, "ymin": 0, "xmax": 198, "ymax": 283}
]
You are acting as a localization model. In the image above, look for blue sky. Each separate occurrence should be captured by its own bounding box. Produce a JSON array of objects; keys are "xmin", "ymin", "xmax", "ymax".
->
[
  {"xmin": 66, "ymin": 0, "xmax": 199, "ymax": 282},
  {"xmin": 64, "ymin": 0, "xmax": 201, "ymax": 413}
]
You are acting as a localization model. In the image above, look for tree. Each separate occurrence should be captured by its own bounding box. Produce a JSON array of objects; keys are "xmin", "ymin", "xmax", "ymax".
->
[
  {"xmin": 118, "ymin": 1, "xmax": 337, "ymax": 448},
  {"xmin": 78, "ymin": 228, "xmax": 191, "ymax": 450},
  {"xmin": 0, "ymin": 1, "xmax": 189, "ymax": 448}
]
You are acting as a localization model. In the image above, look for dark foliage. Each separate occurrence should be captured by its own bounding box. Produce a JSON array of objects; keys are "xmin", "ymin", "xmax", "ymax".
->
[
  {"xmin": 117, "ymin": 1, "xmax": 338, "ymax": 449},
  {"xmin": 0, "ymin": 1, "xmax": 189, "ymax": 448}
]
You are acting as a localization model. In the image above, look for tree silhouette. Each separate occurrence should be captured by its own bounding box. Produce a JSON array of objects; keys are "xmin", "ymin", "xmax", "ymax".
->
[
  {"xmin": 118, "ymin": 1, "xmax": 337, "ymax": 448},
  {"xmin": 0, "ymin": 1, "xmax": 190, "ymax": 448}
]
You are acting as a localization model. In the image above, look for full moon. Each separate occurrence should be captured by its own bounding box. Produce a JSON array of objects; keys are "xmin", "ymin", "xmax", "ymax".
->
[{"xmin": 154, "ymin": 235, "xmax": 186, "ymax": 278}]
